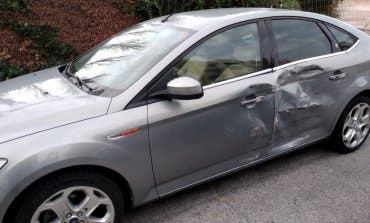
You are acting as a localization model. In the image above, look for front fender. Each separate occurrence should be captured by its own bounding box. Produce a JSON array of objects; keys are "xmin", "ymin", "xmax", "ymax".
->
[{"xmin": 0, "ymin": 106, "xmax": 157, "ymax": 221}]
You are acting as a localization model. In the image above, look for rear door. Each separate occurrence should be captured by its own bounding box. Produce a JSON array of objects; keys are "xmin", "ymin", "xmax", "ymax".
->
[
  {"xmin": 266, "ymin": 18, "xmax": 359, "ymax": 150},
  {"xmin": 146, "ymin": 21, "xmax": 275, "ymax": 194}
]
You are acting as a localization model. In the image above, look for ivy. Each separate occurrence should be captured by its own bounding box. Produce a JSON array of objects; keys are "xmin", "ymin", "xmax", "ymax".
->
[
  {"xmin": 0, "ymin": 20, "xmax": 79, "ymax": 80},
  {"xmin": 0, "ymin": 0, "xmax": 28, "ymax": 13},
  {"xmin": 5, "ymin": 21, "xmax": 79, "ymax": 63},
  {"xmin": 130, "ymin": 0, "xmax": 301, "ymax": 19},
  {"xmin": 0, "ymin": 60, "xmax": 23, "ymax": 81}
]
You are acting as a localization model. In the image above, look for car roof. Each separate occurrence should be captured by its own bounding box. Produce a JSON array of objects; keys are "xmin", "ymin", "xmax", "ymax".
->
[
  {"xmin": 147, "ymin": 7, "xmax": 364, "ymax": 38},
  {"xmin": 151, "ymin": 8, "xmax": 284, "ymax": 30}
]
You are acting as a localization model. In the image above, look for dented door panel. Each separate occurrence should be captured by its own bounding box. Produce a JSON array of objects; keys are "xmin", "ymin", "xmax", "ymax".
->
[{"xmin": 271, "ymin": 53, "xmax": 358, "ymax": 150}]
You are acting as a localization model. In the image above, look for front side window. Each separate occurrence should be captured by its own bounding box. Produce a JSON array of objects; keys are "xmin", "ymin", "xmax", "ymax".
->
[
  {"xmin": 70, "ymin": 24, "xmax": 193, "ymax": 96},
  {"xmin": 326, "ymin": 24, "xmax": 357, "ymax": 51},
  {"xmin": 168, "ymin": 23, "xmax": 262, "ymax": 86},
  {"xmin": 272, "ymin": 19, "xmax": 332, "ymax": 65}
]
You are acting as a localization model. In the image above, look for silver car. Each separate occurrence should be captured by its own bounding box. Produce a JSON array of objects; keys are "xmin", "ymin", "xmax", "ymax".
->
[{"xmin": 1, "ymin": 8, "xmax": 370, "ymax": 223}]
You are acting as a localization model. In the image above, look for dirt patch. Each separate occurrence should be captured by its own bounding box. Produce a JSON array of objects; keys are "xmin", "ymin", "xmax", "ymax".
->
[
  {"xmin": 0, "ymin": 0, "xmax": 140, "ymax": 74},
  {"xmin": 11, "ymin": 0, "xmax": 140, "ymax": 52},
  {"xmin": 0, "ymin": 0, "xmax": 140, "ymax": 55}
]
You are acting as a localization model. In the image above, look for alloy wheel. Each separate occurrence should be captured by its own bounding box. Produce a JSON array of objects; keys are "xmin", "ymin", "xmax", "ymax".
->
[
  {"xmin": 342, "ymin": 103, "xmax": 370, "ymax": 148},
  {"xmin": 30, "ymin": 186, "xmax": 115, "ymax": 223}
]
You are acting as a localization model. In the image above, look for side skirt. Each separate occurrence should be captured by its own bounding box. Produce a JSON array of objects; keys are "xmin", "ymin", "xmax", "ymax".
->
[{"xmin": 156, "ymin": 135, "xmax": 329, "ymax": 199}]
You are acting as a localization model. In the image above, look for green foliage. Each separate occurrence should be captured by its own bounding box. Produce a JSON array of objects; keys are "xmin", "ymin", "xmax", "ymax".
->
[
  {"xmin": 0, "ymin": 0, "xmax": 28, "ymax": 12},
  {"xmin": 114, "ymin": 0, "xmax": 133, "ymax": 14},
  {"xmin": 281, "ymin": 0, "xmax": 300, "ymax": 9},
  {"xmin": 0, "ymin": 60, "xmax": 23, "ymax": 81},
  {"xmin": 0, "ymin": 20, "xmax": 79, "ymax": 80},
  {"xmin": 5, "ymin": 20, "xmax": 79, "ymax": 63},
  {"xmin": 132, "ymin": 0, "xmax": 300, "ymax": 19},
  {"xmin": 299, "ymin": 0, "xmax": 341, "ymax": 17}
]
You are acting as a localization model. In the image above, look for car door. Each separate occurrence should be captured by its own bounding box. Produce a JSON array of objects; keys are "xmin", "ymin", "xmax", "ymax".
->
[
  {"xmin": 266, "ymin": 18, "xmax": 359, "ymax": 151},
  {"xmin": 146, "ymin": 21, "xmax": 276, "ymax": 194}
]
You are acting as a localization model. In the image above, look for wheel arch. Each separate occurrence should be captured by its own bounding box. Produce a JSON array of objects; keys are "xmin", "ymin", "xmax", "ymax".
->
[
  {"xmin": 329, "ymin": 89, "xmax": 370, "ymax": 135},
  {"xmin": 3, "ymin": 165, "xmax": 134, "ymax": 222}
]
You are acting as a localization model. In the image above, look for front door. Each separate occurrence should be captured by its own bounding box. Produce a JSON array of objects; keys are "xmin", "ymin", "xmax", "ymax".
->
[{"xmin": 147, "ymin": 22, "xmax": 275, "ymax": 194}]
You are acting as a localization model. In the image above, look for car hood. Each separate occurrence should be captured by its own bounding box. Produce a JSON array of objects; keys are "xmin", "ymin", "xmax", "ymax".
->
[{"xmin": 0, "ymin": 66, "xmax": 111, "ymax": 144}]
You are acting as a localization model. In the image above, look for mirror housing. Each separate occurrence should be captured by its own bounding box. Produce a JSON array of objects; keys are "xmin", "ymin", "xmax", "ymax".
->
[{"xmin": 151, "ymin": 77, "xmax": 204, "ymax": 100}]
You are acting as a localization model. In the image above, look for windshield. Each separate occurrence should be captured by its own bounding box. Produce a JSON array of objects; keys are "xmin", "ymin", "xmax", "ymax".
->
[{"xmin": 70, "ymin": 23, "xmax": 193, "ymax": 97}]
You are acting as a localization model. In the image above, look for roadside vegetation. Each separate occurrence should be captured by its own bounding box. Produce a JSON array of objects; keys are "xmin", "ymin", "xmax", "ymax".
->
[
  {"xmin": 0, "ymin": 0, "xmax": 138, "ymax": 81},
  {"xmin": 300, "ymin": 0, "xmax": 342, "ymax": 16},
  {"xmin": 0, "ymin": 0, "xmax": 76, "ymax": 80},
  {"xmin": 127, "ymin": 0, "xmax": 301, "ymax": 19},
  {"xmin": 0, "ymin": 0, "xmax": 340, "ymax": 81},
  {"xmin": 0, "ymin": 19, "xmax": 78, "ymax": 80}
]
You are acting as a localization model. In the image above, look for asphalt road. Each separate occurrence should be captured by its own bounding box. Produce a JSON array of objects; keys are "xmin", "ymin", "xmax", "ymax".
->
[{"xmin": 126, "ymin": 140, "xmax": 370, "ymax": 223}]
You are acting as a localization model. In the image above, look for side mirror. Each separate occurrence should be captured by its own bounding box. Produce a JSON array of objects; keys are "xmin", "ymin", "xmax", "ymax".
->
[{"xmin": 151, "ymin": 77, "xmax": 204, "ymax": 100}]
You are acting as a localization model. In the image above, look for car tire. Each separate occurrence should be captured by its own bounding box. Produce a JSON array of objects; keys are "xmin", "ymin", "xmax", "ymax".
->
[
  {"xmin": 331, "ymin": 96, "xmax": 370, "ymax": 153},
  {"xmin": 9, "ymin": 169, "xmax": 125, "ymax": 223}
]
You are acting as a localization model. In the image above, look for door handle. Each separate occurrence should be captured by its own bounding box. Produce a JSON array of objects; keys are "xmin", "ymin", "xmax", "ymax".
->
[
  {"xmin": 329, "ymin": 71, "xmax": 347, "ymax": 80},
  {"xmin": 241, "ymin": 95, "xmax": 265, "ymax": 108}
]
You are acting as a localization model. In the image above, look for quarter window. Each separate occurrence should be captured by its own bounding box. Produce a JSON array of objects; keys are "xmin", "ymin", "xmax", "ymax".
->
[
  {"xmin": 272, "ymin": 19, "xmax": 332, "ymax": 65},
  {"xmin": 169, "ymin": 23, "xmax": 262, "ymax": 86},
  {"xmin": 327, "ymin": 24, "xmax": 357, "ymax": 51}
]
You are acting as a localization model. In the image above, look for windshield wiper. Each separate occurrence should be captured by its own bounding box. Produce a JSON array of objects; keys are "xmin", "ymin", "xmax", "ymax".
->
[{"xmin": 65, "ymin": 63, "xmax": 104, "ymax": 95}]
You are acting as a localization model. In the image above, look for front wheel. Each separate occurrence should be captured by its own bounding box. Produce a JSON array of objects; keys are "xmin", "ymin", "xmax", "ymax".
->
[
  {"xmin": 331, "ymin": 96, "xmax": 370, "ymax": 153},
  {"xmin": 9, "ymin": 170, "xmax": 125, "ymax": 223}
]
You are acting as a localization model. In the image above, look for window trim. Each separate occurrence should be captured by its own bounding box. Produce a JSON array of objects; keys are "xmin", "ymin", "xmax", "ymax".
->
[
  {"xmin": 125, "ymin": 16, "xmax": 361, "ymax": 110},
  {"xmin": 203, "ymin": 68, "xmax": 272, "ymax": 90},
  {"xmin": 325, "ymin": 22, "xmax": 359, "ymax": 51},
  {"xmin": 273, "ymin": 40, "xmax": 359, "ymax": 71},
  {"xmin": 125, "ymin": 19, "xmax": 271, "ymax": 109},
  {"xmin": 263, "ymin": 16, "xmax": 360, "ymax": 71},
  {"xmin": 173, "ymin": 22, "xmax": 265, "ymax": 87},
  {"xmin": 317, "ymin": 22, "xmax": 342, "ymax": 53},
  {"xmin": 266, "ymin": 17, "xmax": 336, "ymax": 67}
]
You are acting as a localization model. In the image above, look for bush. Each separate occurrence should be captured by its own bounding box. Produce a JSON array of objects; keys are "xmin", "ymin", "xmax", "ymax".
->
[
  {"xmin": 0, "ymin": 0, "xmax": 28, "ymax": 12},
  {"xmin": 131, "ymin": 0, "xmax": 300, "ymax": 19},
  {"xmin": 4, "ymin": 20, "xmax": 79, "ymax": 64},
  {"xmin": 0, "ymin": 60, "xmax": 23, "ymax": 81},
  {"xmin": 299, "ymin": 0, "xmax": 341, "ymax": 16},
  {"xmin": 0, "ymin": 20, "xmax": 79, "ymax": 79}
]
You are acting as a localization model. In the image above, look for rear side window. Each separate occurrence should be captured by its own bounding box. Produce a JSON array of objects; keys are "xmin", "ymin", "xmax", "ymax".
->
[
  {"xmin": 272, "ymin": 19, "xmax": 332, "ymax": 65},
  {"xmin": 326, "ymin": 24, "xmax": 357, "ymax": 51}
]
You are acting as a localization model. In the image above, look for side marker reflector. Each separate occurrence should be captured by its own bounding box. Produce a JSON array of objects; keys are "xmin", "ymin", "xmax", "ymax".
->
[
  {"xmin": 107, "ymin": 128, "xmax": 141, "ymax": 141},
  {"xmin": 120, "ymin": 128, "xmax": 141, "ymax": 137}
]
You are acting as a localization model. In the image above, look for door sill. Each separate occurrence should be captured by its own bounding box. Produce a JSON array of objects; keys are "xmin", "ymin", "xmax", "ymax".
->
[{"xmin": 157, "ymin": 136, "xmax": 328, "ymax": 198}]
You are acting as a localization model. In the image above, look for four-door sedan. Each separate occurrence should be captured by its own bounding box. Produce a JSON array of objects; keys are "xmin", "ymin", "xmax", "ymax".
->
[{"xmin": 1, "ymin": 8, "xmax": 370, "ymax": 223}]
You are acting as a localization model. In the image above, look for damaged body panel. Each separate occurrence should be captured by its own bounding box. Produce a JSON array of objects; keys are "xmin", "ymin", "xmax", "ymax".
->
[{"xmin": 271, "ymin": 52, "xmax": 357, "ymax": 150}]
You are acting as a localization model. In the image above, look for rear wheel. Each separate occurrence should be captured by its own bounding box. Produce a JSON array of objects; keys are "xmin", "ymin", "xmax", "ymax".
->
[
  {"xmin": 9, "ymin": 170, "xmax": 124, "ymax": 223},
  {"xmin": 332, "ymin": 96, "xmax": 370, "ymax": 153}
]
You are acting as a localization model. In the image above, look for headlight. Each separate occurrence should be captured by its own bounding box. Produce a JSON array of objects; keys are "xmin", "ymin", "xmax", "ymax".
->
[{"xmin": 0, "ymin": 159, "xmax": 7, "ymax": 169}]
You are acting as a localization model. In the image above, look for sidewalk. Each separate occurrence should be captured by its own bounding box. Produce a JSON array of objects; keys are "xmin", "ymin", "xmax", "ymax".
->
[{"xmin": 339, "ymin": 0, "xmax": 370, "ymax": 34}]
